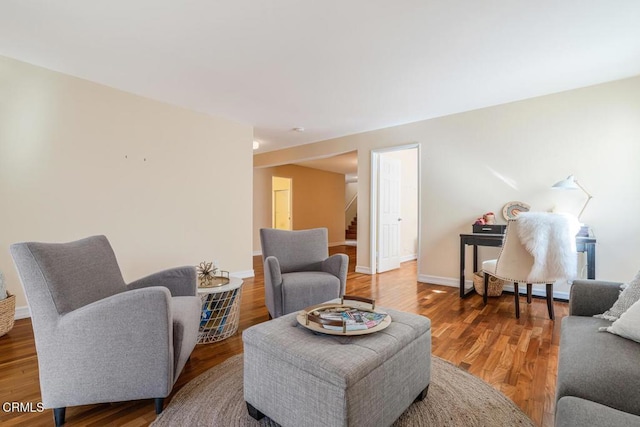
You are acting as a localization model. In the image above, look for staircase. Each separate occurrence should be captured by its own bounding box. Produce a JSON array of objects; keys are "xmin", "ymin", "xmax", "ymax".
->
[{"xmin": 345, "ymin": 216, "xmax": 357, "ymax": 240}]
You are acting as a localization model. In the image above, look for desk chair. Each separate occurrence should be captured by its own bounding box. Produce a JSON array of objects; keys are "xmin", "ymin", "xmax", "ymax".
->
[{"xmin": 482, "ymin": 213, "xmax": 580, "ymax": 320}]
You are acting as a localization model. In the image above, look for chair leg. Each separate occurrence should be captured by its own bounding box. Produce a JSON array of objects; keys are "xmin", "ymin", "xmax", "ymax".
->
[
  {"xmin": 546, "ymin": 283, "xmax": 555, "ymax": 320},
  {"xmin": 154, "ymin": 398, "xmax": 164, "ymax": 415},
  {"xmin": 53, "ymin": 407, "xmax": 66, "ymax": 426},
  {"xmin": 414, "ymin": 384, "xmax": 430, "ymax": 402},
  {"xmin": 526, "ymin": 283, "xmax": 532, "ymax": 304},
  {"xmin": 514, "ymin": 283, "xmax": 520, "ymax": 319},
  {"xmin": 483, "ymin": 273, "xmax": 489, "ymax": 305},
  {"xmin": 246, "ymin": 402, "xmax": 265, "ymax": 420}
]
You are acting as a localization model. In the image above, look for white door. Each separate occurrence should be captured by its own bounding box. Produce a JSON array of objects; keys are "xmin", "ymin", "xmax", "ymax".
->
[
  {"xmin": 377, "ymin": 155, "xmax": 402, "ymax": 272},
  {"xmin": 273, "ymin": 189, "xmax": 291, "ymax": 230}
]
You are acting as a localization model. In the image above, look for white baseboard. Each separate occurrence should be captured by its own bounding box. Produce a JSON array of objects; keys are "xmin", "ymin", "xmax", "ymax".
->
[
  {"xmin": 502, "ymin": 283, "xmax": 569, "ymax": 301},
  {"xmin": 252, "ymin": 250, "xmax": 262, "ymax": 256},
  {"xmin": 400, "ymin": 254, "xmax": 417, "ymax": 263},
  {"xmin": 329, "ymin": 241, "xmax": 346, "ymax": 247},
  {"xmin": 418, "ymin": 274, "xmax": 468, "ymax": 288},
  {"xmin": 15, "ymin": 305, "xmax": 30, "ymax": 320},
  {"xmin": 354, "ymin": 257, "xmax": 415, "ymax": 275},
  {"xmin": 232, "ymin": 269, "xmax": 255, "ymax": 279},
  {"xmin": 344, "ymin": 240, "xmax": 357, "ymax": 247},
  {"xmin": 355, "ymin": 266, "xmax": 372, "ymax": 274},
  {"xmin": 417, "ymin": 274, "xmax": 569, "ymax": 300}
]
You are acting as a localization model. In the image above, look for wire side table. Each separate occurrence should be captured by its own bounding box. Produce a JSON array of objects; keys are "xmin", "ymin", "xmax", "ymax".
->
[{"xmin": 196, "ymin": 276, "xmax": 243, "ymax": 344}]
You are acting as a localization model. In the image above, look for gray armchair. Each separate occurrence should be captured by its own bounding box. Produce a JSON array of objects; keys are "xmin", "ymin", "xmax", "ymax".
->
[
  {"xmin": 260, "ymin": 228, "xmax": 348, "ymax": 318},
  {"xmin": 10, "ymin": 235, "xmax": 201, "ymax": 426}
]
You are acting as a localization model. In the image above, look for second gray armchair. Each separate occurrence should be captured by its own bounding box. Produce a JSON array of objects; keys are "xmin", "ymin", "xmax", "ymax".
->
[
  {"xmin": 260, "ymin": 228, "xmax": 348, "ymax": 318},
  {"xmin": 10, "ymin": 235, "xmax": 201, "ymax": 426}
]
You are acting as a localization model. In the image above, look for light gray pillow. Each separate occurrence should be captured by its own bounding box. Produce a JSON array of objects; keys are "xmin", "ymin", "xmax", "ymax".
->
[
  {"xmin": 596, "ymin": 270, "xmax": 640, "ymax": 321},
  {"xmin": 600, "ymin": 298, "xmax": 640, "ymax": 343}
]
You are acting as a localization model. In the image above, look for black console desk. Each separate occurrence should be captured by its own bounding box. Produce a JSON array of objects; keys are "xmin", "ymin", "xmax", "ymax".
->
[{"xmin": 459, "ymin": 233, "xmax": 597, "ymax": 298}]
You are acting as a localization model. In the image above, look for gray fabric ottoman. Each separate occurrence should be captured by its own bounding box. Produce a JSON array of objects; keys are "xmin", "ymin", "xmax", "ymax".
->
[{"xmin": 243, "ymin": 308, "xmax": 431, "ymax": 427}]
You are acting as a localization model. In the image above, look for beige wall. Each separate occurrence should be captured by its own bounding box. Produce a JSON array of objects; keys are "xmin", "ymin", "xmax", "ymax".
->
[
  {"xmin": 384, "ymin": 148, "xmax": 418, "ymax": 260},
  {"xmin": 255, "ymin": 75, "xmax": 640, "ymax": 294},
  {"xmin": 253, "ymin": 165, "xmax": 345, "ymax": 252},
  {"xmin": 0, "ymin": 56, "xmax": 254, "ymax": 311}
]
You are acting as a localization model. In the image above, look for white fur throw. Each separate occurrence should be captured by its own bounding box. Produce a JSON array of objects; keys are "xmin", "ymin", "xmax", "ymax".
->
[{"xmin": 516, "ymin": 212, "xmax": 581, "ymax": 282}]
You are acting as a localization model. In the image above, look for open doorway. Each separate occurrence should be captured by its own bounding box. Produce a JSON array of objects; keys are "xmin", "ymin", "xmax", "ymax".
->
[
  {"xmin": 252, "ymin": 151, "xmax": 357, "ymax": 258},
  {"xmin": 370, "ymin": 144, "xmax": 420, "ymax": 274},
  {"xmin": 272, "ymin": 176, "xmax": 292, "ymax": 230}
]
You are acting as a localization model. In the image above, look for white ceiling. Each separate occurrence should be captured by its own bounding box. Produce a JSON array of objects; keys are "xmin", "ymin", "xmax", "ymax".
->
[
  {"xmin": 2, "ymin": 1, "xmax": 640, "ymax": 153},
  {"xmin": 294, "ymin": 151, "xmax": 358, "ymax": 178}
]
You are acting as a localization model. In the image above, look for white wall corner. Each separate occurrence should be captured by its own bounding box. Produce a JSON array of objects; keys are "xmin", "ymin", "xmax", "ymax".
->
[
  {"xmin": 400, "ymin": 254, "xmax": 417, "ymax": 263},
  {"xmin": 355, "ymin": 266, "xmax": 372, "ymax": 274},
  {"xmin": 417, "ymin": 275, "xmax": 570, "ymax": 301},
  {"xmin": 15, "ymin": 305, "xmax": 31, "ymax": 320}
]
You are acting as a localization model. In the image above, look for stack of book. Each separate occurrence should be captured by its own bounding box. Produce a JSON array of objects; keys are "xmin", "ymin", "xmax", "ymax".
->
[{"xmin": 316, "ymin": 307, "xmax": 387, "ymax": 332}]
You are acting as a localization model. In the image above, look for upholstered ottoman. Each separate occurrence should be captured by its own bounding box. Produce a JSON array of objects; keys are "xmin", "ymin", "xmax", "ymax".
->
[{"xmin": 242, "ymin": 308, "xmax": 431, "ymax": 427}]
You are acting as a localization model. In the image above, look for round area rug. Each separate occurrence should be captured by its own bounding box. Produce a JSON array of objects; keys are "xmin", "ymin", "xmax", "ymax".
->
[{"xmin": 152, "ymin": 355, "xmax": 534, "ymax": 427}]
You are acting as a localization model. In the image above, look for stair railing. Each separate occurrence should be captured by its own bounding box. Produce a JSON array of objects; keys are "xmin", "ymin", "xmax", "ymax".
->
[{"xmin": 345, "ymin": 194, "xmax": 357, "ymax": 236}]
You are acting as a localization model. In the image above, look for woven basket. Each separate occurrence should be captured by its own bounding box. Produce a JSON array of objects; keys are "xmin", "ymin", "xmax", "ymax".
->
[
  {"xmin": 0, "ymin": 293, "xmax": 16, "ymax": 337},
  {"xmin": 473, "ymin": 272, "xmax": 505, "ymax": 297}
]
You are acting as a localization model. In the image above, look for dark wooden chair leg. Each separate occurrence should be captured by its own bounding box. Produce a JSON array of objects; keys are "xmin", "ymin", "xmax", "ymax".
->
[
  {"xmin": 53, "ymin": 407, "xmax": 66, "ymax": 426},
  {"xmin": 514, "ymin": 283, "xmax": 520, "ymax": 319},
  {"xmin": 526, "ymin": 283, "xmax": 532, "ymax": 304},
  {"xmin": 483, "ymin": 273, "xmax": 489, "ymax": 305},
  {"xmin": 546, "ymin": 283, "xmax": 555, "ymax": 320},
  {"xmin": 154, "ymin": 398, "xmax": 164, "ymax": 415},
  {"xmin": 414, "ymin": 384, "xmax": 430, "ymax": 402},
  {"xmin": 246, "ymin": 402, "xmax": 265, "ymax": 420}
]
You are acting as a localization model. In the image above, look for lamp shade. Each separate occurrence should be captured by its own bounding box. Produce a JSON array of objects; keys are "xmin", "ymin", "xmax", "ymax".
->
[
  {"xmin": 552, "ymin": 175, "xmax": 579, "ymax": 190},
  {"xmin": 551, "ymin": 175, "xmax": 593, "ymax": 219}
]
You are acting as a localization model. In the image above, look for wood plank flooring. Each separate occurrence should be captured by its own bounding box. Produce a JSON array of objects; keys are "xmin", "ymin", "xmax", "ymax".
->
[{"xmin": 0, "ymin": 246, "xmax": 566, "ymax": 426}]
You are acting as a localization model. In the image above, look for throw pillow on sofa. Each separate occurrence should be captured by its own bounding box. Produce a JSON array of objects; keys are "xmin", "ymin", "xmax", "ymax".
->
[
  {"xmin": 600, "ymin": 298, "xmax": 640, "ymax": 343},
  {"xmin": 595, "ymin": 270, "xmax": 640, "ymax": 321}
]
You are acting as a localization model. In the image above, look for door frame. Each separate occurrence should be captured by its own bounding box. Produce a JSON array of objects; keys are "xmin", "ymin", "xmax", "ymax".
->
[
  {"xmin": 370, "ymin": 143, "xmax": 421, "ymax": 274},
  {"xmin": 272, "ymin": 176, "xmax": 293, "ymax": 230}
]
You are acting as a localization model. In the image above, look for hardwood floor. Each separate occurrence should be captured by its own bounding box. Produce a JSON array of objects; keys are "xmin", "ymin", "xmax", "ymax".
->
[{"xmin": 0, "ymin": 246, "xmax": 566, "ymax": 426}]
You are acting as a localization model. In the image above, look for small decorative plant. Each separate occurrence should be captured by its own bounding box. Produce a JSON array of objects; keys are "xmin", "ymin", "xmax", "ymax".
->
[
  {"xmin": 473, "ymin": 212, "xmax": 496, "ymax": 225},
  {"xmin": 197, "ymin": 261, "xmax": 218, "ymax": 287}
]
